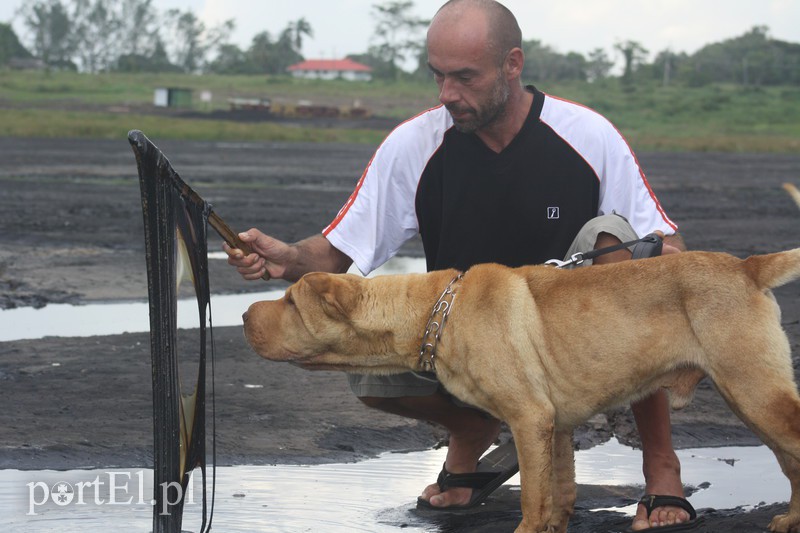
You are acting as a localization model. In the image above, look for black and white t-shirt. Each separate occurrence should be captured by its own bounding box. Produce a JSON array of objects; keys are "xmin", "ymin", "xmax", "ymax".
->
[{"xmin": 324, "ymin": 86, "xmax": 676, "ymax": 274}]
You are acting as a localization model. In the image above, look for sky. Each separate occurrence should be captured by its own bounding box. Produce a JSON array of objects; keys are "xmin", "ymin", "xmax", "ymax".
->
[{"xmin": 2, "ymin": 0, "xmax": 799, "ymax": 67}]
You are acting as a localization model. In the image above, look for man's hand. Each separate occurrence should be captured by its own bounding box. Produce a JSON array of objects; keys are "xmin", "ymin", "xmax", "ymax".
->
[
  {"xmin": 659, "ymin": 231, "xmax": 687, "ymax": 255},
  {"xmin": 224, "ymin": 231, "xmax": 353, "ymax": 282},
  {"xmin": 224, "ymin": 228, "xmax": 295, "ymax": 281}
]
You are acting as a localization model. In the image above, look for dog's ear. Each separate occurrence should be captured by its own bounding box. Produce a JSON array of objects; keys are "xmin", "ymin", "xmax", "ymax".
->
[{"xmin": 299, "ymin": 272, "xmax": 357, "ymax": 318}]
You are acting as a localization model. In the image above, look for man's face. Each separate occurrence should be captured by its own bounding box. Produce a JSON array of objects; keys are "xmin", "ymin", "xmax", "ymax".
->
[
  {"xmin": 433, "ymin": 65, "xmax": 510, "ymax": 133},
  {"xmin": 427, "ymin": 17, "xmax": 510, "ymax": 133}
]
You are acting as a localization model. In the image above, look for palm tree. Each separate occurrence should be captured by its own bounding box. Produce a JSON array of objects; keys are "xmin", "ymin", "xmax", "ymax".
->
[{"xmin": 286, "ymin": 17, "xmax": 313, "ymax": 53}]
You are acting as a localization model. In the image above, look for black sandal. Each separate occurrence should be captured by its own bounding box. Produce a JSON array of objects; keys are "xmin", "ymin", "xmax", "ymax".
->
[
  {"xmin": 416, "ymin": 440, "xmax": 519, "ymax": 510},
  {"xmin": 630, "ymin": 494, "xmax": 704, "ymax": 531}
]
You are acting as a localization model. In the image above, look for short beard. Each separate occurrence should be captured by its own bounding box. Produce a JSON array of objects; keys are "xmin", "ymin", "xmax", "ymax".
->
[{"xmin": 449, "ymin": 74, "xmax": 511, "ymax": 134}]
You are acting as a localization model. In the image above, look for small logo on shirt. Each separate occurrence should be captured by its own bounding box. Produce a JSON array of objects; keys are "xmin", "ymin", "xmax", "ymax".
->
[{"xmin": 547, "ymin": 207, "xmax": 560, "ymax": 220}]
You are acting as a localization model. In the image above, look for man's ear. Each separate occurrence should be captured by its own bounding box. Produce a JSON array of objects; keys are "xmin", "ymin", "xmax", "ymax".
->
[
  {"xmin": 299, "ymin": 272, "xmax": 357, "ymax": 318},
  {"xmin": 504, "ymin": 47, "xmax": 524, "ymax": 80}
]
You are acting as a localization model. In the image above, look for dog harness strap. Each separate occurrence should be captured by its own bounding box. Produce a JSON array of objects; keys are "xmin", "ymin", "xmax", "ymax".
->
[{"xmin": 418, "ymin": 273, "xmax": 464, "ymax": 372}]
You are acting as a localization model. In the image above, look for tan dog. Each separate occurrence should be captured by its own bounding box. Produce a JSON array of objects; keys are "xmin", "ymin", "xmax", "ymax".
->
[{"xmin": 243, "ymin": 250, "xmax": 800, "ymax": 533}]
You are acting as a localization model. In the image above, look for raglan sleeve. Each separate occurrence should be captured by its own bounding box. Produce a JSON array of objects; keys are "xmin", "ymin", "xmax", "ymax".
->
[
  {"xmin": 322, "ymin": 113, "xmax": 441, "ymax": 275},
  {"xmin": 596, "ymin": 122, "xmax": 678, "ymax": 238}
]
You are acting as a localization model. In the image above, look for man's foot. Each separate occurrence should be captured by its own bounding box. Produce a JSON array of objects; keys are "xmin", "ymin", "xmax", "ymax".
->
[
  {"xmin": 629, "ymin": 388, "xmax": 691, "ymax": 530},
  {"xmin": 632, "ymin": 495, "xmax": 698, "ymax": 531},
  {"xmin": 630, "ymin": 459, "xmax": 690, "ymax": 530},
  {"xmin": 418, "ymin": 416, "xmax": 501, "ymax": 508}
]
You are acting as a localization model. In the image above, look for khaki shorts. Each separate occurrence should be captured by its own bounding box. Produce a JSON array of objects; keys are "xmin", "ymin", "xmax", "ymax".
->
[{"xmin": 347, "ymin": 214, "xmax": 640, "ymax": 398}]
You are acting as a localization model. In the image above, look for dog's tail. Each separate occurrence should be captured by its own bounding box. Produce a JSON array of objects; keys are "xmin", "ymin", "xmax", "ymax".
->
[
  {"xmin": 783, "ymin": 183, "xmax": 800, "ymax": 210},
  {"xmin": 744, "ymin": 248, "xmax": 800, "ymax": 290}
]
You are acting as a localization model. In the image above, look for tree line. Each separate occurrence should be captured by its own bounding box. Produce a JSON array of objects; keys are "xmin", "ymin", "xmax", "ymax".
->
[
  {"xmin": 522, "ymin": 27, "xmax": 800, "ymax": 87},
  {"xmin": 0, "ymin": 0, "xmax": 428, "ymax": 78},
  {"xmin": 2, "ymin": 0, "xmax": 799, "ymax": 87}
]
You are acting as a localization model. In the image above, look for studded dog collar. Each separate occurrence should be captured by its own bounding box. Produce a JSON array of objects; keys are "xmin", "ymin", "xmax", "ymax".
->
[{"xmin": 418, "ymin": 273, "xmax": 464, "ymax": 372}]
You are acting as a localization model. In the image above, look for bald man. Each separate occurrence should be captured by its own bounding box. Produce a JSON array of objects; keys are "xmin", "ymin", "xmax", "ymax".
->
[{"xmin": 227, "ymin": 0, "xmax": 692, "ymax": 529}]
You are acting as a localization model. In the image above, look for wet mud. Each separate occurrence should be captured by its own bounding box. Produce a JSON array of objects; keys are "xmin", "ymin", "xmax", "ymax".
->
[{"xmin": 2, "ymin": 137, "xmax": 800, "ymax": 531}]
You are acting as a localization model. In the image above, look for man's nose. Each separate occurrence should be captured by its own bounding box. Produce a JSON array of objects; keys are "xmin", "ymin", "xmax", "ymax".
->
[
  {"xmin": 242, "ymin": 310, "xmax": 249, "ymax": 323},
  {"xmin": 438, "ymin": 77, "xmax": 458, "ymax": 105}
]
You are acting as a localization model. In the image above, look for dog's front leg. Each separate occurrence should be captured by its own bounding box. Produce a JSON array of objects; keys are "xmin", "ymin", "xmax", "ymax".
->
[
  {"xmin": 549, "ymin": 429, "xmax": 575, "ymax": 532},
  {"xmin": 510, "ymin": 408, "xmax": 558, "ymax": 533}
]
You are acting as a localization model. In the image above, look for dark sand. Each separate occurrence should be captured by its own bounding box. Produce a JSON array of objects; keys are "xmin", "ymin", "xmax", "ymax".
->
[{"xmin": 2, "ymin": 137, "xmax": 800, "ymax": 531}]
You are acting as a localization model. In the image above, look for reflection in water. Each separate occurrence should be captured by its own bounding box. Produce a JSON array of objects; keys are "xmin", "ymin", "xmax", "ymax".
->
[{"xmin": 1, "ymin": 440, "xmax": 789, "ymax": 532}]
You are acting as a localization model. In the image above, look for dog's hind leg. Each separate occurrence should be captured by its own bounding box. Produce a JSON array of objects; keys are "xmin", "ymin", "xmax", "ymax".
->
[
  {"xmin": 707, "ymin": 340, "xmax": 800, "ymax": 531},
  {"xmin": 716, "ymin": 386, "xmax": 800, "ymax": 532},
  {"xmin": 737, "ymin": 391, "xmax": 800, "ymax": 533},
  {"xmin": 767, "ymin": 443, "xmax": 800, "ymax": 533}
]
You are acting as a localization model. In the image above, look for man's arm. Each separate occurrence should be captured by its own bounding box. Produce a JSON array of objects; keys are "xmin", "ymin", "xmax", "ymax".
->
[{"xmin": 224, "ymin": 230, "xmax": 353, "ymax": 282}]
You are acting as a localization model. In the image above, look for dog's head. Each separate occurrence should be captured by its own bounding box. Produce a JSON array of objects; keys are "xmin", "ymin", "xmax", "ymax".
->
[{"xmin": 243, "ymin": 271, "xmax": 429, "ymax": 373}]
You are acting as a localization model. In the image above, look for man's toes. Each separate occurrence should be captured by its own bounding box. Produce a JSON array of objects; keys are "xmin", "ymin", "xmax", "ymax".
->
[
  {"xmin": 655, "ymin": 509, "xmax": 675, "ymax": 525},
  {"xmin": 428, "ymin": 487, "xmax": 472, "ymax": 508},
  {"xmin": 419, "ymin": 482, "xmax": 441, "ymax": 502},
  {"xmin": 650, "ymin": 507, "xmax": 689, "ymax": 527},
  {"xmin": 632, "ymin": 503, "xmax": 690, "ymax": 529}
]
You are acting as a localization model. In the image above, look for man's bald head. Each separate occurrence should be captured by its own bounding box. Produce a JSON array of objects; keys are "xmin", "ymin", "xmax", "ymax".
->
[{"xmin": 429, "ymin": 0, "xmax": 522, "ymax": 66}]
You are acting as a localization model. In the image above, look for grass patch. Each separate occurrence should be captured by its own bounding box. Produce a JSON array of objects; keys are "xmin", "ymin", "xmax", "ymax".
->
[
  {"xmin": 1, "ymin": 71, "xmax": 798, "ymax": 151},
  {"xmin": 0, "ymin": 70, "xmax": 437, "ymax": 117},
  {"xmin": 0, "ymin": 108, "xmax": 388, "ymax": 144}
]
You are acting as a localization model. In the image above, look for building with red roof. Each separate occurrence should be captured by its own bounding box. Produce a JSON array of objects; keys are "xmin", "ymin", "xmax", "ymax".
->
[{"xmin": 287, "ymin": 58, "xmax": 373, "ymax": 81}]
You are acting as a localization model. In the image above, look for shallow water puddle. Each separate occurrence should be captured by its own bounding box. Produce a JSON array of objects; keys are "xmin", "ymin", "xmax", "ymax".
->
[
  {"xmin": 0, "ymin": 257, "xmax": 427, "ymax": 342},
  {"xmin": 1, "ymin": 439, "xmax": 789, "ymax": 532},
  {"xmin": 0, "ymin": 253, "xmax": 792, "ymax": 529}
]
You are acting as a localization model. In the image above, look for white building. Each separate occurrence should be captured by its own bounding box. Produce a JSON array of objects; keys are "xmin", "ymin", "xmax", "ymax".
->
[{"xmin": 287, "ymin": 58, "xmax": 373, "ymax": 81}]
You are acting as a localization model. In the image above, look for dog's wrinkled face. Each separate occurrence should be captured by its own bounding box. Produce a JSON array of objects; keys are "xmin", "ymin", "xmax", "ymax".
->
[
  {"xmin": 244, "ymin": 270, "xmax": 448, "ymax": 374},
  {"xmin": 243, "ymin": 272, "xmax": 360, "ymax": 367}
]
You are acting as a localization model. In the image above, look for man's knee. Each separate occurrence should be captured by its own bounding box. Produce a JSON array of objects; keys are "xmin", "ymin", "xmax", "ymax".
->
[
  {"xmin": 593, "ymin": 231, "xmax": 632, "ymax": 264},
  {"xmin": 564, "ymin": 214, "xmax": 639, "ymax": 266}
]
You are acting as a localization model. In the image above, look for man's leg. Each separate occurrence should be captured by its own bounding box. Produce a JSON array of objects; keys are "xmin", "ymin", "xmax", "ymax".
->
[
  {"xmin": 630, "ymin": 391, "xmax": 688, "ymax": 529},
  {"xmin": 591, "ymin": 224, "xmax": 690, "ymax": 530},
  {"xmin": 360, "ymin": 393, "xmax": 501, "ymax": 507},
  {"xmin": 348, "ymin": 373, "xmax": 501, "ymax": 508}
]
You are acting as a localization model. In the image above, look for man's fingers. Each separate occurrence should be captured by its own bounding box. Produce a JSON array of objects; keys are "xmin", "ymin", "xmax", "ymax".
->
[
  {"xmin": 223, "ymin": 242, "xmax": 245, "ymax": 260},
  {"xmin": 224, "ymin": 227, "xmax": 282, "ymax": 282},
  {"xmin": 241, "ymin": 267, "xmax": 267, "ymax": 281},
  {"xmin": 662, "ymin": 243, "xmax": 681, "ymax": 255},
  {"xmin": 238, "ymin": 259, "xmax": 267, "ymax": 280},
  {"xmin": 227, "ymin": 248, "xmax": 262, "ymax": 270},
  {"xmin": 233, "ymin": 252, "xmax": 264, "ymax": 273},
  {"xmin": 238, "ymin": 228, "xmax": 266, "ymax": 245},
  {"xmin": 241, "ymin": 253, "xmax": 263, "ymax": 268}
]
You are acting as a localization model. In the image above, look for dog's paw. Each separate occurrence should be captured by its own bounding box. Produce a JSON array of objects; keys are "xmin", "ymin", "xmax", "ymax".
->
[
  {"xmin": 513, "ymin": 524, "xmax": 560, "ymax": 533},
  {"xmin": 769, "ymin": 513, "xmax": 800, "ymax": 532}
]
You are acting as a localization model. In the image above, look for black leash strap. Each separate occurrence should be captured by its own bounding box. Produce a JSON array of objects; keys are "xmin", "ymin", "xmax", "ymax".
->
[{"xmin": 546, "ymin": 233, "xmax": 663, "ymax": 268}]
